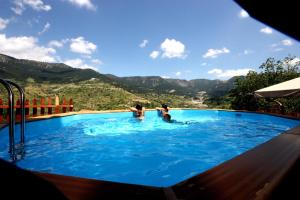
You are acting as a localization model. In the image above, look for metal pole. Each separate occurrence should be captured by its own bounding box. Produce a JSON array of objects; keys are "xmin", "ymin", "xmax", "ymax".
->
[
  {"xmin": 6, "ymin": 80, "xmax": 25, "ymax": 145},
  {"xmin": 0, "ymin": 79, "xmax": 15, "ymax": 159}
]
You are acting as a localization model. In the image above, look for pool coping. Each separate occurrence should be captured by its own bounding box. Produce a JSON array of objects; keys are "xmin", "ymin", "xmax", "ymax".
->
[{"xmin": 1, "ymin": 109, "xmax": 300, "ymax": 199}]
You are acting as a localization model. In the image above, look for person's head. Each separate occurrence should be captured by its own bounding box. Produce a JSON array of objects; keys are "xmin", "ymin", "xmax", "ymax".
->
[
  {"xmin": 162, "ymin": 104, "xmax": 168, "ymax": 111},
  {"xmin": 135, "ymin": 104, "xmax": 142, "ymax": 110},
  {"xmin": 163, "ymin": 113, "xmax": 171, "ymax": 122}
]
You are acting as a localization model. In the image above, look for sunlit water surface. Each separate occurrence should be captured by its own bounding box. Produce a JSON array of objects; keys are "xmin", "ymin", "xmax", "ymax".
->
[{"xmin": 0, "ymin": 110, "xmax": 299, "ymax": 187}]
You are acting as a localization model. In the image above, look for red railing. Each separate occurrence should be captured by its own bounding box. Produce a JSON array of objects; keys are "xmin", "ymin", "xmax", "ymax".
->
[{"xmin": 0, "ymin": 97, "xmax": 73, "ymax": 123}]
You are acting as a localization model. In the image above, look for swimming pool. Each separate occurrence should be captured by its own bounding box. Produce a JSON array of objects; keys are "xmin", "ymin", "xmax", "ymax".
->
[{"xmin": 0, "ymin": 110, "xmax": 299, "ymax": 187}]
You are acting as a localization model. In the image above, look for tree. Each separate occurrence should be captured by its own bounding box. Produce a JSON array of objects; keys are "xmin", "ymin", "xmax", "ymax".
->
[{"xmin": 230, "ymin": 56, "xmax": 299, "ymax": 111}]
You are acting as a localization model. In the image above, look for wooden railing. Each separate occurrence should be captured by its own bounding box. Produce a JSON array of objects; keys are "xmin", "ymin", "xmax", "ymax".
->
[{"xmin": 0, "ymin": 97, "xmax": 73, "ymax": 123}]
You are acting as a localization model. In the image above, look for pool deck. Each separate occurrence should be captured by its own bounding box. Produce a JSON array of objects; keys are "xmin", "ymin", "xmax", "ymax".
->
[{"xmin": 1, "ymin": 109, "xmax": 300, "ymax": 199}]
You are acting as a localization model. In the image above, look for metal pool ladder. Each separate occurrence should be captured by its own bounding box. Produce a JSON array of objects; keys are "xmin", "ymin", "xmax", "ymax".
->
[{"xmin": 0, "ymin": 79, "xmax": 26, "ymax": 161}]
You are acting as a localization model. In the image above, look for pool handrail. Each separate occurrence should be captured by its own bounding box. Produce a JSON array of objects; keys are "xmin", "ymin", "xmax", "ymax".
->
[
  {"xmin": 5, "ymin": 80, "xmax": 26, "ymax": 146},
  {"xmin": 0, "ymin": 79, "xmax": 16, "ymax": 160}
]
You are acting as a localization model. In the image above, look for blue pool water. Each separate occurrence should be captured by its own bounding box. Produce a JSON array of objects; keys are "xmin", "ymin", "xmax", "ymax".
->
[{"xmin": 0, "ymin": 110, "xmax": 300, "ymax": 187}]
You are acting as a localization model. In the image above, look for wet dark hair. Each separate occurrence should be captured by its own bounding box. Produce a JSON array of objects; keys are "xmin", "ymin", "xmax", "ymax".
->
[
  {"xmin": 135, "ymin": 104, "xmax": 142, "ymax": 110},
  {"xmin": 162, "ymin": 104, "xmax": 168, "ymax": 109}
]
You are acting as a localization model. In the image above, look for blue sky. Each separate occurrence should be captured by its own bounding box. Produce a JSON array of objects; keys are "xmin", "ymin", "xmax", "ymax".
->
[{"xmin": 0, "ymin": 0, "xmax": 299, "ymax": 80}]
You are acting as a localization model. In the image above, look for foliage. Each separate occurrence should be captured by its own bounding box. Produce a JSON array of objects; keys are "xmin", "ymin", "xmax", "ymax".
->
[
  {"xmin": 229, "ymin": 56, "xmax": 300, "ymax": 112},
  {"xmin": 204, "ymin": 95, "xmax": 232, "ymax": 109},
  {"xmin": 0, "ymin": 79, "xmax": 201, "ymax": 111}
]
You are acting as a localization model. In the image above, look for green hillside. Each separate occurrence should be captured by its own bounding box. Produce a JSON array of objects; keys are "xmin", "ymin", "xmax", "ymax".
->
[{"xmin": 0, "ymin": 53, "xmax": 235, "ymax": 110}]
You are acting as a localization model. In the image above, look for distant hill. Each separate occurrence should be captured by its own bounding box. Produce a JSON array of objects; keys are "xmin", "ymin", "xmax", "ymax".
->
[
  {"xmin": 0, "ymin": 54, "xmax": 110, "ymax": 83},
  {"xmin": 110, "ymin": 76, "xmax": 237, "ymax": 97},
  {"xmin": 0, "ymin": 53, "xmax": 237, "ymax": 98}
]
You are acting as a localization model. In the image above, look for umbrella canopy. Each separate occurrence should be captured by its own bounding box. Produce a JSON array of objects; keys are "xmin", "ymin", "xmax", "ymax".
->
[{"xmin": 255, "ymin": 77, "xmax": 300, "ymax": 98}]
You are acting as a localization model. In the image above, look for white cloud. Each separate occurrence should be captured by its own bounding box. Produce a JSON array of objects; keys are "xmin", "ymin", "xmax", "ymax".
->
[
  {"xmin": 48, "ymin": 40, "xmax": 63, "ymax": 48},
  {"xmin": 11, "ymin": 1, "xmax": 24, "ymax": 15},
  {"xmin": 239, "ymin": 9, "xmax": 249, "ymax": 18},
  {"xmin": 243, "ymin": 49, "xmax": 253, "ymax": 55},
  {"xmin": 160, "ymin": 38, "xmax": 186, "ymax": 59},
  {"xmin": 203, "ymin": 47, "xmax": 230, "ymax": 58},
  {"xmin": 38, "ymin": 22, "xmax": 50, "ymax": 35},
  {"xmin": 70, "ymin": 37, "xmax": 97, "ymax": 55},
  {"xmin": 208, "ymin": 68, "xmax": 252, "ymax": 78},
  {"xmin": 208, "ymin": 69, "xmax": 222, "ymax": 74},
  {"xmin": 64, "ymin": 58, "xmax": 98, "ymax": 71},
  {"xmin": 67, "ymin": 0, "xmax": 96, "ymax": 11},
  {"xmin": 201, "ymin": 62, "xmax": 207, "ymax": 66},
  {"xmin": 149, "ymin": 50, "xmax": 160, "ymax": 59},
  {"xmin": 288, "ymin": 57, "xmax": 300, "ymax": 66},
  {"xmin": 281, "ymin": 39, "xmax": 293, "ymax": 46},
  {"xmin": 260, "ymin": 27, "xmax": 273, "ymax": 34},
  {"xmin": 270, "ymin": 39, "xmax": 293, "ymax": 52},
  {"xmin": 0, "ymin": 18, "xmax": 10, "ymax": 30},
  {"xmin": 0, "ymin": 34, "xmax": 56, "ymax": 62},
  {"xmin": 273, "ymin": 48, "xmax": 283, "ymax": 52},
  {"xmin": 91, "ymin": 58, "xmax": 102, "ymax": 65},
  {"xmin": 175, "ymin": 71, "xmax": 181, "ymax": 76},
  {"xmin": 139, "ymin": 39, "xmax": 148, "ymax": 48},
  {"xmin": 11, "ymin": 0, "xmax": 51, "ymax": 15},
  {"xmin": 161, "ymin": 76, "xmax": 170, "ymax": 79}
]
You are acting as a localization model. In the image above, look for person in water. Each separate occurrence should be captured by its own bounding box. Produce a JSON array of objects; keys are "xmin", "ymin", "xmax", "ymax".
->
[
  {"xmin": 163, "ymin": 113, "xmax": 172, "ymax": 122},
  {"xmin": 163, "ymin": 114, "xmax": 192, "ymax": 124},
  {"xmin": 156, "ymin": 104, "xmax": 173, "ymax": 122},
  {"xmin": 156, "ymin": 103, "xmax": 169, "ymax": 117},
  {"xmin": 129, "ymin": 104, "xmax": 145, "ymax": 120}
]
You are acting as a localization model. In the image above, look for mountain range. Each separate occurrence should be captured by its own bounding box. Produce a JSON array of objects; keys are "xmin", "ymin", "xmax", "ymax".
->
[{"xmin": 0, "ymin": 53, "xmax": 237, "ymax": 98}]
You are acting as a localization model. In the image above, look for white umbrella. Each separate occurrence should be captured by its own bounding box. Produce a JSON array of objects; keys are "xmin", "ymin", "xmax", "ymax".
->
[{"xmin": 255, "ymin": 77, "xmax": 300, "ymax": 98}]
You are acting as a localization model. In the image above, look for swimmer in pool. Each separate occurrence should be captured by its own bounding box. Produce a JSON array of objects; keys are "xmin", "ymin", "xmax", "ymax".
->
[{"xmin": 129, "ymin": 104, "xmax": 145, "ymax": 120}]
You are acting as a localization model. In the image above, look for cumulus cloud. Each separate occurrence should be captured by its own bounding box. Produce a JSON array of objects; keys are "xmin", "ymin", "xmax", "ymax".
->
[
  {"xmin": 64, "ymin": 58, "xmax": 98, "ymax": 71},
  {"xmin": 70, "ymin": 37, "xmax": 97, "ymax": 55},
  {"xmin": 175, "ymin": 71, "xmax": 181, "ymax": 76},
  {"xmin": 38, "ymin": 22, "xmax": 50, "ymax": 35},
  {"xmin": 67, "ymin": 0, "xmax": 96, "ymax": 11},
  {"xmin": 239, "ymin": 9, "xmax": 249, "ymax": 18},
  {"xmin": 0, "ymin": 34, "xmax": 56, "ymax": 62},
  {"xmin": 281, "ymin": 39, "xmax": 293, "ymax": 46},
  {"xmin": 289, "ymin": 57, "xmax": 300, "ymax": 66},
  {"xmin": 91, "ymin": 58, "xmax": 102, "ymax": 65},
  {"xmin": 160, "ymin": 38, "xmax": 186, "ymax": 59},
  {"xmin": 0, "ymin": 18, "xmax": 10, "ymax": 30},
  {"xmin": 11, "ymin": 0, "xmax": 51, "ymax": 15},
  {"xmin": 208, "ymin": 68, "xmax": 252, "ymax": 78},
  {"xmin": 139, "ymin": 39, "xmax": 148, "ymax": 48},
  {"xmin": 260, "ymin": 27, "xmax": 273, "ymax": 34},
  {"xmin": 149, "ymin": 50, "xmax": 160, "ymax": 59},
  {"xmin": 270, "ymin": 39, "xmax": 293, "ymax": 52},
  {"xmin": 48, "ymin": 40, "xmax": 63, "ymax": 48},
  {"xmin": 281, "ymin": 57, "xmax": 300, "ymax": 70},
  {"xmin": 203, "ymin": 47, "xmax": 230, "ymax": 58}
]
